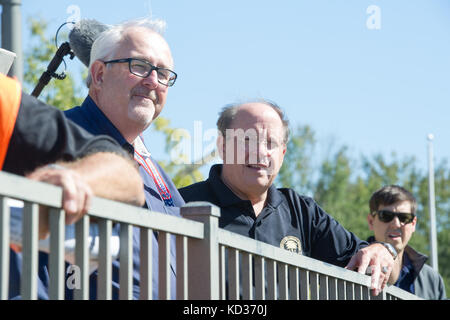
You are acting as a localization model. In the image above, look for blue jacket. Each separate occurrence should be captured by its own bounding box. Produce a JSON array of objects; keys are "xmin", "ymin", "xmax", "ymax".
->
[{"xmin": 8, "ymin": 96, "xmax": 184, "ymax": 299}]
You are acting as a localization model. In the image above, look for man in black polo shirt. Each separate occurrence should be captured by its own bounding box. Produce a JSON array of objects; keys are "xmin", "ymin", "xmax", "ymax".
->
[{"xmin": 180, "ymin": 100, "xmax": 396, "ymax": 296}]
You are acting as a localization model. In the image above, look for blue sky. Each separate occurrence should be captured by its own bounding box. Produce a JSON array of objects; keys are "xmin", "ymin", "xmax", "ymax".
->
[{"xmin": 13, "ymin": 0, "xmax": 450, "ymax": 175}]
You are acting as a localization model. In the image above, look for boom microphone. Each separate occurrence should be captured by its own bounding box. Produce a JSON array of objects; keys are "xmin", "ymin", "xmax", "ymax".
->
[
  {"xmin": 31, "ymin": 42, "xmax": 74, "ymax": 97},
  {"xmin": 69, "ymin": 19, "xmax": 110, "ymax": 67},
  {"xmin": 31, "ymin": 19, "xmax": 110, "ymax": 98}
]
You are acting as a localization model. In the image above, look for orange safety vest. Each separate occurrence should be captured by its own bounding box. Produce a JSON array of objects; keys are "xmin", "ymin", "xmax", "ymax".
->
[{"xmin": 0, "ymin": 73, "xmax": 22, "ymax": 170}]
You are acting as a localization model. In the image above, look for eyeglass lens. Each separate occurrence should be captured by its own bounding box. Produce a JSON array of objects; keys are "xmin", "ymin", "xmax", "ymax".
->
[
  {"xmin": 129, "ymin": 59, "xmax": 174, "ymax": 84},
  {"xmin": 377, "ymin": 210, "xmax": 414, "ymax": 224}
]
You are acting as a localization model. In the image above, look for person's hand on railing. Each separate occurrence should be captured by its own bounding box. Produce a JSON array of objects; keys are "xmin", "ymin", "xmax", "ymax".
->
[
  {"xmin": 344, "ymin": 242, "xmax": 395, "ymax": 297},
  {"xmin": 26, "ymin": 164, "xmax": 93, "ymax": 240}
]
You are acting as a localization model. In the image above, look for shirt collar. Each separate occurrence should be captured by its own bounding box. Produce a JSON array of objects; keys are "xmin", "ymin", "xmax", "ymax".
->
[
  {"xmin": 133, "ymin": 135, "xmax": 151, "ymax": 157},
  {"xmin": 208, "ymin": 164, "xmax": 283, "ymax": 208},
  {"xmin": 404, "ymin": 245, "xmax": 428, "ymax": 276}
]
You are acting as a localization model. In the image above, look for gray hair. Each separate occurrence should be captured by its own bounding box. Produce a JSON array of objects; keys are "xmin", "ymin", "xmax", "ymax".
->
[
  {"xmin": 86, "ymin": 17, "xmax": 167, "ymax": 88},
  {"xmin": 217, "ymin": 99, "xmax": 290, "ymax": 144}
]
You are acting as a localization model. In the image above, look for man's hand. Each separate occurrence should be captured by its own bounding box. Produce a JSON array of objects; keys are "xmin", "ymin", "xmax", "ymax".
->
[
  {"xmin": 26, "ymin": 165, "xmax": 93, "ymax": 239},
  {"xmin": 345, "ymin": 243, "xmax": 395, "ymax": 296}
]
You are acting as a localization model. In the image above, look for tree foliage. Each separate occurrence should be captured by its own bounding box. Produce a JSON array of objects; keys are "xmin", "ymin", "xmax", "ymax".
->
[
  {"xmin": 23, "ymin": 18, "xmax": 85, "ymax": 109},
  {"xmin": 150, "ymin": 117, "xmax": 207, "ymax": 187}
]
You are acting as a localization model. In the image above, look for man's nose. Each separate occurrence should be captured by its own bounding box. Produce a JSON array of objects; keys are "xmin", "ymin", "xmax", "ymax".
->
[
  {"xmin": 257, "ymin": 141, "xmax": 272, "ymax": 162},
  {"xmin": 141, "ymin": 69, "xmax": 159, "ymax": 89},
  {"xmin": 259, "ymin": 141, "xmax": 273, "ymax": 156},
  {"xmin": 391, "ymin": 216, "xmax": 402, "ymax": 227},
  {"xmin": 246, "ymin": 140, "xmax": 269, "ymax": 163}
]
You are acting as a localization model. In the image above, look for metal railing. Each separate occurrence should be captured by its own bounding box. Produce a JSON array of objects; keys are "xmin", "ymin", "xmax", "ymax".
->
[{"xmin": 0, "ymin": 171, "xmax": 421, "ymax": 300}]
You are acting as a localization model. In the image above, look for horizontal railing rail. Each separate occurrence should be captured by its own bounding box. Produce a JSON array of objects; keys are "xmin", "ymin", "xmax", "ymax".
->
[
  {"xmin": 218, "ymin": 228, "xmax": 371, "ymax": 300},
  {"xmin": 0, "ymin": 171, "xmax": 204, "ymax": 300},
  {"xmin": 0, "ymin": 171, "xmax": 422, "ymax": 300},
  {"xmin": 216, "ymin": 228, "xmax": 420, "ymax": 300}
]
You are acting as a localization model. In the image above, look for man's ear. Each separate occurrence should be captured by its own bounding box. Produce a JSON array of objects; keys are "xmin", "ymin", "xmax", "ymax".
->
[
  {"xmin": 367, "ymin": 213, "xmax": 375, "ymax": 231},
  {"xmin": 90, "ymin": 60, "xmax": 105, "ymax": 88},
  {"xmin": 410, "ymin": 216, "xmax": 417, "ymax": 233}
]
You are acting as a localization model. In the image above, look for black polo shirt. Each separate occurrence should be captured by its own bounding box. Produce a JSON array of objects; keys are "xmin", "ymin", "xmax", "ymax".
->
[{"xmin": 179, "ymin": 164, "xmax": 368, "ymax": 267}]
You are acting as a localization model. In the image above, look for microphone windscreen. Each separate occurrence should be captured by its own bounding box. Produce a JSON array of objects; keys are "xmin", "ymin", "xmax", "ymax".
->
[{"xmin": 69, "ymin": 19, "xmax": 110, "ymax": 67}]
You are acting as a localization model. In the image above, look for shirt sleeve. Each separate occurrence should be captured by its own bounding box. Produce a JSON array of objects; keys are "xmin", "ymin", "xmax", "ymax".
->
[
  {"xmin": 2, "ymin": 90, "xmax": 127, "ymax": 176},
  {"xmin": 283, "ymin": 189, "xmax": 368, "ymax": 267},
  {"xmin": 308, "ymin": 202, "xmax": 368, "ymax": 267}
]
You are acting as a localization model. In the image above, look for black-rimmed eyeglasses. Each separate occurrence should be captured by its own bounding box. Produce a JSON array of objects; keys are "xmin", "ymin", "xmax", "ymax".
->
[
  {"xmin": 102, "ymin": 58, "xmax": 177, "ymax": 87},
  {"xmin": 372, "ymin": 210, "xmax": 415, "ymax": 224}
]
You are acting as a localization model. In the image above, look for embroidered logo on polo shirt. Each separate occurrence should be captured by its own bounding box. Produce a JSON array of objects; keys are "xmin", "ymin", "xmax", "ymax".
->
[{"xmin": 280, "ymin": 236, "xmax": 302, "ymax": 255}]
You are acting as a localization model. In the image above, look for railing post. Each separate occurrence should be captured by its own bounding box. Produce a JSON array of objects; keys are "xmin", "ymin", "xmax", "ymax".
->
[
  {"xmin": 181, "ymin": 202, "xmax": 220, "ymax": 299},
  {"xmin": 371, "ymin": 289, "xmax": 386, "ymax": 300},
  {"xmin": 21, "ymin": 202, "xmax": 39, "ymax": 300},
  {"xmin": 48, "ymin": 208, "xmax": 65, "ymax": 300},
  {"xmin": 0, "ymin": 197, "xmax": 10, "ymax": 300},
  {"xmin": 74, "ymin": 215, "xmax": 90, "ymax": 300}
]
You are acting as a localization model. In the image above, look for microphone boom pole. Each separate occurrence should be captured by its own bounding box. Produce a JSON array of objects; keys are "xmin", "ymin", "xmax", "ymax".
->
[{"xmin": 31, "ymin": 42, "xmax": 74, "ymax": 98}]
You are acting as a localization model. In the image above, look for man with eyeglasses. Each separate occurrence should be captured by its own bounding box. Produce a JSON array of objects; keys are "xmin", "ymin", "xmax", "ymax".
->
[
  {"xmin": 63, "ymin": 18, "xmax": 183, "ymax": 299},
  {"xmin": 0, "ymin": 62, "xmax": 145, "ymax": 300},
  {"xmin": 367, "ymin": 185, "xmax": 446, "ymax": 299}
]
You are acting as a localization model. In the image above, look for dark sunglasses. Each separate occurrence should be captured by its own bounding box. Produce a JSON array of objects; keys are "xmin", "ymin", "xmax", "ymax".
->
[{"xmin": 373, "ymin": 210, "xmax": 415, "ymax": 224}]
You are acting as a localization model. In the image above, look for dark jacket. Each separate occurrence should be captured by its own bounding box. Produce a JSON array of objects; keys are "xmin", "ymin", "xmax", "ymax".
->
[
  {"xmin": 368, "ymin": 236, "xmax": 446, "ymax": 300},
  {"xmin": 405, "ymin": 246, "xmax": 446, "ymax": 300}
]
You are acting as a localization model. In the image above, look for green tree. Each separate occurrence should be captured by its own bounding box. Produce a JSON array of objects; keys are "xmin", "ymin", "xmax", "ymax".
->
[
  {"xmin": 276, "ymin": 124, "xmax": 316, "ymax": 196},
  {"xmin": 23, "ymin": 18, "xmax": 85, "ymax": 109},
  {"xmin": 314, "ymin": 147, "xmax": 371, "ymax": 239},
  {"xmin": 150, "ymin": 117, "xmax": 210, "ymax": 188}
]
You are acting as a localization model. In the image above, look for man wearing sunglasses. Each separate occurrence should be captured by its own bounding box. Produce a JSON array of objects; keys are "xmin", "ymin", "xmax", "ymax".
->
[
  {"xmin": 367, "ymin": 185, "xmax": 446, "ymax": 299},
  {"xmin": 63, "ymin": 17, "xmax": 183, "ymax": 299}
]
